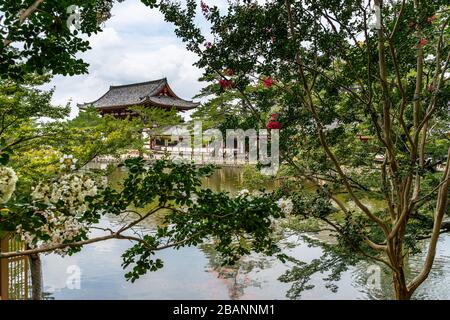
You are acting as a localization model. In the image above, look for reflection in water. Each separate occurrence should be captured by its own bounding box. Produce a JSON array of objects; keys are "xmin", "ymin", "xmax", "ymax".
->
[
  {"xmin": 351, "ymin": 235, "xmax": 450, "ymax": 300},
  {"xmin": 41, "ymin": 167, "xmax": 450, "ymax": 300},
  {"xmin": 42, "ymin": 224, "xmax": 367, "ymax": 300},
  {"xmin": 203, "ymin": 167, "xmax": 244, "ymax": 193},
  {"xmin": 408, "ymin": 236, "xmax": 450, "ymax": 300},
  {"xmin": 200, "ymin": 243, "xmax": 273, "ymax": 300}
]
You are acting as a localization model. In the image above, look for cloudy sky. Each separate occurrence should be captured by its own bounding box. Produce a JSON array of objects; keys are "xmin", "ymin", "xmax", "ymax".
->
[{"xmin": 44, "ymin": 0, "xmax": 230, "ymax": 118}]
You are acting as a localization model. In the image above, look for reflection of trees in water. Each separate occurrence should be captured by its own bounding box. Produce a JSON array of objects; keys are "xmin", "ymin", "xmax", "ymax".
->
[
  {"xmin": 203, "ymin": 167, "xmax": 277, "ymax": 194},
  {"xmin": 101, "ymin": 167, "xmax": 450, "ymax": 300},
  {"xmin": 104, "ymin": 165, "xmax": 277, "ymax": 300},
  {"xmin": 200, "ymin": 243, "xmax": 273, "ymax": 300},
  {"xmin": 405, "ymin": 238, "xmax": 450, "ymax": 300},
  {"xmin": 276, "ymin": 234, "xmax": 363, "ymax": 299},
  {"xmin": 202, "ymin": 167, "xmax": 243, "ymax": 193},
  {"xmin": 353, "ymin": 237, "xmax": 450, "ymax": 300}
]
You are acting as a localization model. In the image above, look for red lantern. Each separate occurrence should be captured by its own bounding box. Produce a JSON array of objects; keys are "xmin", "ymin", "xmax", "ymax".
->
[{"xmin": 267, "ymin": 121, "xmax": 281, "ymax": 129}]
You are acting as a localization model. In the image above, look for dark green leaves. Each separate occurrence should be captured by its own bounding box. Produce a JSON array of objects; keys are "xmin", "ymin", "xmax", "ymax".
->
[
  {"xmin": 0, "ymin": 138, "xmax": 13, "ymax": 165},
  {"xmin": 0, "ymin": 0, "xmax": 156, "ymax": 80},
  {"xmin": 122, "ymin": 234, "xmax": 163, "ymax": 282},
  {"xmin": 89, "ymin": 157, "xmax": 285, "ymax": 281}
]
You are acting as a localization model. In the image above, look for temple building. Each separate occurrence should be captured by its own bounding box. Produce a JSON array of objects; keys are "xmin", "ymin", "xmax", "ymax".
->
[
  {"xmin": 78, "ymin": 78, "xmax": 200, "ymax": 152},
  {"xmin": 78, "ymin": 78, "xmax": 199, "ymax": 117}
]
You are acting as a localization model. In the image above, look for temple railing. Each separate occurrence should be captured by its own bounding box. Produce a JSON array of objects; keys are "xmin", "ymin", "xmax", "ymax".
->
[{"xmin": 91, "ymin": 148, "xmax": 259, "ymax": 167}]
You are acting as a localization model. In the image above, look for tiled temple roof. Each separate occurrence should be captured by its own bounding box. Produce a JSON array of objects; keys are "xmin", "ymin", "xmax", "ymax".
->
[{"xmin": 78, "ymin": 78, "xmax": 199, "ymax": 111}]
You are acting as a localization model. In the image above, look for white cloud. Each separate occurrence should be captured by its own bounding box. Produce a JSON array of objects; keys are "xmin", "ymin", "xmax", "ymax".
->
[
  {"xmin": 44, "ymin": 0, "xmax": 206, "ymax": 119},
  {"xmin": 108, "ymin": 0, "xmax": 166, "ymax": 32},
  {"xmin": 45, "ymin": 0, "xmax": 281, "ymax": 118},
  {"xmin": 45, "ymin": 0, "xmax": 278, "ymax": 118}
]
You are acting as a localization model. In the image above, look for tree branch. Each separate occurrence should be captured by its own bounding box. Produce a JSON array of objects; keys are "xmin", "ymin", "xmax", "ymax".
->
[
  {"xmin": 285, "ymin": 0, "xmax": 389, "ymax": 236},
  {"xmin": 408, "ymin": 147, "xmax": 450, "ymax": 294},
  {"xmin": 0, "ymin": 206, "xmax": 164, "ymax": 259},
  {"xmin": 2, "ymin": 0, "xmax": 45, "ymax": 47}
]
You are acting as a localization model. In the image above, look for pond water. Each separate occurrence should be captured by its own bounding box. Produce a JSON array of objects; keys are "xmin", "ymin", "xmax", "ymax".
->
[{"xmin": 42, "ymin": 167, "xmax": 450, "ymax": 300}]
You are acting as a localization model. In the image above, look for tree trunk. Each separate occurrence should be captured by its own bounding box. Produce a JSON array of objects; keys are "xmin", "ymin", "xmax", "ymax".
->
[
  {"xmin": 393, "ymin": 266, "xmax": 411, "ymax": 300},
  {"xmin": 29, "ymin": 253, "xmax": 43, "ymax": 300}
]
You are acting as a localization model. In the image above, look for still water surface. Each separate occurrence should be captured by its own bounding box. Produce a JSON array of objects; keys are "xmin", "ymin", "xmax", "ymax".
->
[{"xmin": 42, "ymin": 167, "xmax": 450, "ymax": 299}]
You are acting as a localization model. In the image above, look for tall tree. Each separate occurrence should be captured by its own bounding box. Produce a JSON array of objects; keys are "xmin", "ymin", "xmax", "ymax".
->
[{"xmin": 159, "ymin": 0, "xmax": 450, "ymax": 299}]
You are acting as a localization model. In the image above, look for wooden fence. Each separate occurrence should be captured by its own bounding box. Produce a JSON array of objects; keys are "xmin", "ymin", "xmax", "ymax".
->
[{"xmin": 0, "ymin": 234, "xmax": 31, "ymax": 300}]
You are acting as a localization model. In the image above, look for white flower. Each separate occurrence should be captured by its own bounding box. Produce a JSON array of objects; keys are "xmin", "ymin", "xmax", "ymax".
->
[
  {"xmin": 17, "ymin": 208, "xmax": 88, "ymax": 256},
  {"xmin": 0, "ymin": 166, "xmax": 18, "ymax": 204},
  {"xmin": 238, "ymin": 189, "xmax": 250, "ymax": 197},
  {"xmin": 277, "ymin": 198, "xmax": 294, "ymax": 215},
  {"xmin": 60, "ymin": 155, "xmax": 77, "ymax": 170},
  {"xmin": 191, "ymin": 193, "xmax": 198, "ymax": 205},
  {"xmin": 252, "ymin": 190, "xmax": 264, "ymax": 197},
  {"xmin": 32, "ymin": 172, "xmax": 99, "ymax": 215},
  {"xmin": 19, "ymin": 169, "xmax": 103, "ymax": 257}
]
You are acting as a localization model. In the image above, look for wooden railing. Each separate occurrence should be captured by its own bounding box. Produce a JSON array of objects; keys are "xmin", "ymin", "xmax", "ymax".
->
[
  {"xmin": 0, "ymin": 234, "xmax": 30, "ymax": 300},
  {"xmin": 0, "ymin": 234, "xmax": 8, "ymax": 300}
]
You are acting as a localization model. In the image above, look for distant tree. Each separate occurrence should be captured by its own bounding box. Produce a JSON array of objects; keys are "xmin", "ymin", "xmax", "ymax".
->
[
  {"xmin": 190, "ymin": 75, "xmax": 270, "ymax": 132},
  {"xmin": 0, "ymin": 74, "xmax": 145, "ymax": 187},
  {"xmin": 0, "ymin": 73, "xmax": 70, "ymax": 177}
]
